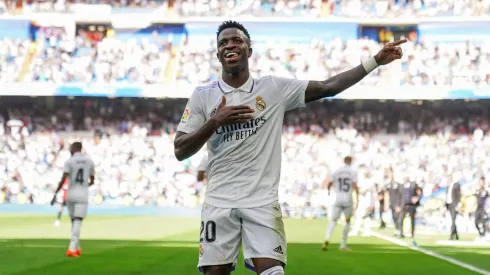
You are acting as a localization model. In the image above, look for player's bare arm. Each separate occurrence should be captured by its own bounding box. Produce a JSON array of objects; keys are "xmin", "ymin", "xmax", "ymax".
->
[
  {"xmin": 304, "ymin": 40, "xmax": 406, "ymax": 103},
  {"xmin": 51, "ymin": 172, "xmax": 69, "ymax": 205},
  {"xmin": 353, "ymin": 182, "xmax": 360, "ymax": 210},
  {"xmin": 174, "ymin": 96, "xmax": 254, "ymax": 161}
]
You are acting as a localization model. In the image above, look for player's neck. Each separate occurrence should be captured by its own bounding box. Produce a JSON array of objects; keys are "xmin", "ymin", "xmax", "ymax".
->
[{"xmin": 221, "ymin": 71, "xmax": 250, "ymax": 89}]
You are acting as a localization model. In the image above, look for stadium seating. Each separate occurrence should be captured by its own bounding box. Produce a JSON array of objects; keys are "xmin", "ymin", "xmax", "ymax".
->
[{"xmin": 1, "ymin": 99, "xmax": 489, "ymax": 220}]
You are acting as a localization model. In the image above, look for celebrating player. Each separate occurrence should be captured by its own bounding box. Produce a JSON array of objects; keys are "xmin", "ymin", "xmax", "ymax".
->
[
  {"xmin": 173, "ymin": 20, "xmax": 405, "ymax": 275},
  {"xmin": 51, "ymin": 142, "xmax": 95, "ymax": 257},
  {"xmin": 323, "ymin": 156, "xmax": 359, "ymax": 251}
]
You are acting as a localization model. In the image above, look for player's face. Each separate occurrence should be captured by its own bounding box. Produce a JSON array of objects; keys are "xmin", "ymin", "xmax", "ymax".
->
[{"xmin": 217, "ymin": 28, "xmax": 251, "ymax": 75}]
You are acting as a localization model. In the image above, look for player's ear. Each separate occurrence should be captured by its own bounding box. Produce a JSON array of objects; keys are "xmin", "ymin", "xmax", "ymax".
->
[{"xmin": 248, "ymin": 47, "xmax": 253, "ymax": 57}]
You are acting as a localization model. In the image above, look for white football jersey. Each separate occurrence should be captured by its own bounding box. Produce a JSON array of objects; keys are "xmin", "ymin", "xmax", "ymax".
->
[
  {"xmin": 177, "ymin": 75, "xmax": 308, "ymax": 208},
  {"xmin": 63, "ymin": 152, "xmax": 95, "ymax": 203},
  {"xmin": 331, "ymin": 165, "xmax": 358, "ymax": 206}
]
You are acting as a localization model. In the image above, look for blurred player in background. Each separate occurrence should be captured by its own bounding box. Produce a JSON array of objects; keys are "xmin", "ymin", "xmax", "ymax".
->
[
  {"xmin": 174, "ymin": 20, "xmax": 404, "ymax": 275},
  {"xmin": 51, "ymin": 142, "xmax": 95, "ymax": 257},
  {"xmin": 446, "ymin": 172, "xmax": 462, "ymax": 241},
  {"xmin": 387, "ymin": 175, "xmax": 402, "ymax": 236},
  {"xmin": 196, "ymin": 153, "xmax": 208, "ymax": 196},
  {"xmin": 197, "ymin": 153, "xmax": 208, "ymax": 182},
  {"xmin": 53, "ymin": 178, "xmax": 68, "ymax": 227},
  {"xmin": 398, "ymin": 174, "xmax": 422, "ymax": 242},
  {"xmin": 377, "ymin": 183, "xmax": 386, "ymax": 229},
  {"xmin": 350, "ymin": 175, "xmax": 377, "ymax": 237},
  {"xmin": 475, "ymin": 176, "xmax": 489, "ymax": 241},
  {"xmin": 323, "ymin": 156, "xmax": 359, "ymax": 251}
]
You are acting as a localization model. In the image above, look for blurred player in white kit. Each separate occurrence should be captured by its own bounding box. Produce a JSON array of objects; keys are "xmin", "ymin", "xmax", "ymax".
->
[
  {"xmin": 349, "ymin": 178, "xmax": 377, "ymax": 237},
  {"xmin": 51, "ymin": 142, "xmax": 95, "ymax": 257},
  {"xmin": 196, "ymin": 153, "xmax": 208, "ymax": 196},
  {"xmin": 323, "ymin": 156, "xmax": 359, "ymax": 251}
]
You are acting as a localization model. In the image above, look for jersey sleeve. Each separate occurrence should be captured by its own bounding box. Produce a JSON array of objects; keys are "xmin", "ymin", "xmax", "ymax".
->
[
  {"xmin": 272, "ymin": 76, "xmax": 308, "ymax": 111},
  {"xmin": 63, "ymin": 160, "xmax": 71, "ymax": 174},
  {"xmin": 177, "ymin": 89, "xmax": 206, "ymax": 134}
]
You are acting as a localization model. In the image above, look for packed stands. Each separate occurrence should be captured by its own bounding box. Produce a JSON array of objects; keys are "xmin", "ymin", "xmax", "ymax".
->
[
  {"xmin": 8, "ymin": 0, "xmax": 490, "ymax": 17},
  {"xmin": 0, "ymin": 38, "xmax": 29, "ymax": 83},
  {"xmin": 1, "ymin": 99, "xmax": 489, "ymax": 222},
  {"xmin": 4, "ymin": 31, "xmax": 490, "ymax": 88}
]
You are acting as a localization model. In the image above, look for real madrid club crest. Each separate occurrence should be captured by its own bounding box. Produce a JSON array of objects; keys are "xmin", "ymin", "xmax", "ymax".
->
[{"xmin": 255, "ymin": 96, "xmax": 266, "ymax": 111}]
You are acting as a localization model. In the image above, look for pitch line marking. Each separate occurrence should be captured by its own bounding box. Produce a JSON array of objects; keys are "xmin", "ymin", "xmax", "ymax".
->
[{"xmin": 371, "ymin": 231, "xmax": 490, "ymax": 275}]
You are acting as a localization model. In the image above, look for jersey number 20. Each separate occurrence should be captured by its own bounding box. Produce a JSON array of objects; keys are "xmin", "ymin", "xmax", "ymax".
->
[
  {"xmin": 338, "ymin": 178, "xmax": 351, "ymax": 192},
  {"xmin": 75, "ymin": 169, "xmax": 84, "ymax": 184}
]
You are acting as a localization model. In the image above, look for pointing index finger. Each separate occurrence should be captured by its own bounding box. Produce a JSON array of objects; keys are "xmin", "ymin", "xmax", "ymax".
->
[{"xmin": 391, "ymin": 39, "xmax": 408, "ymax": 46}]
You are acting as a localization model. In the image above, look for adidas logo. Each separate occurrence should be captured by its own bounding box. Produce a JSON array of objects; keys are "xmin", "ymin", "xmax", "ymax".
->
[{"xmin": 273, "ymin": 246, "xmax": 283, "ymax": 254}]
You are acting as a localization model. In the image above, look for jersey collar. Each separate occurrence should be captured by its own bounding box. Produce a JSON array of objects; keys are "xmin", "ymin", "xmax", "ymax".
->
[{"xmin": 218, "ymin": 76, "xmax": 254, "ymax": 94}]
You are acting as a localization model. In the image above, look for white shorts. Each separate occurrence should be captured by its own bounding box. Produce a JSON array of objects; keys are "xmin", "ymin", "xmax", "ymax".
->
[
  {"xmin": 197, "ymin": 201, "xmax": 286, "ymax": 273},
  {"xmin": 329, "ymin": 203, "xmax": 353, "ymax": 221},
  {"xmin": 66, "ymin": 202, "xmax": 88, "ymax": 219}
]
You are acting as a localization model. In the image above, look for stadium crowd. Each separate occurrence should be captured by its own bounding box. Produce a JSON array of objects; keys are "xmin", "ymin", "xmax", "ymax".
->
[
  {"xmin": 177, "ymin": 37, "xmax": 490, "ymax": 87},
  {"xmin": 3, "ymin": 0, "xmax": 489, "ymax": 17},
  {"xmin": 1, "ymin": 98, "xmax": 489, "ymax": 227},
  {"xmin": 26, "ymin": 29, "xmax": 174, "ymax": 84},
  {"xmin": 3, "ymin": 32, "xmax": 490, "ymax": 88}
]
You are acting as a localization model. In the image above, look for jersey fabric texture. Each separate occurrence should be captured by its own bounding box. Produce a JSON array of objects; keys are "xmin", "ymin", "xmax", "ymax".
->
[
  {"xmin": 64, "ymin": 152, "xmax": 95, "ymax": 204},
  {"xmin": 177, "ymin": 75, "xmax": 308, "ymax": 208}
]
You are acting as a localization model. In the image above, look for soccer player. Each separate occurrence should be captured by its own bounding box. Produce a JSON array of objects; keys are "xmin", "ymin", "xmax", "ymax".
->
[
  {"xmin": 51, "ymin": 142, "xmax": 95, "ymax": 257},
  {"xmin": 474, "ymin": 177, "xmax": 489, "ymax": 241},
  {"xmin": 350, "ymin": 180, "xmax": 377, "ymax": 237},
  {"xmin": 53, "ymin": 178, "xmax": 68, "ymax": 227},
  {"xmin": 173, "ymin": 21, "xmax": 404, "ymax": 275},
  {"xmin": 323, "ymin": 156, "xmax": 359, "ymax": 251}
]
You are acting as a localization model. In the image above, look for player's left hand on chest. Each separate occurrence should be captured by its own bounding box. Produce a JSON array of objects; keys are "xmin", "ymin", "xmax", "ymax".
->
[{"xmin": 374, "ymin": 39, "xmax": 407, "ymax": 65}]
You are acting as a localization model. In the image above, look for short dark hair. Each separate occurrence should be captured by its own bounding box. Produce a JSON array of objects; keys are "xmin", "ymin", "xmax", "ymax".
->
[
  {"xmin": 217, "ymin": 20, "xmax": 251, "ymax": 43},
  {"xmin": 72, "ymin": 142, "xmax": 82, "ymax": 151},
  {"xmin": 344, "ymin": 156, "xmax": 352, "ymax": 164}
]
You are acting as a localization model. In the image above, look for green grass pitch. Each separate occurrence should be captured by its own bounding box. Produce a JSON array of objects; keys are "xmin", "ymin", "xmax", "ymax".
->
[{"xmin": 1, "ymin": 215, "xmax": 489, "ymax": 275}]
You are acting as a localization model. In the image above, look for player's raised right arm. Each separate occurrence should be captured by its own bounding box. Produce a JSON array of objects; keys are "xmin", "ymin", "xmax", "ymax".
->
[{"xmin": 174, "ymin": 96, "xmax": 254, "ymax": 161}]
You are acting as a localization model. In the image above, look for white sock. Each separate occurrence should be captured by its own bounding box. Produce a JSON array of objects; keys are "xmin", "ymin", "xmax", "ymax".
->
[
  {"xmin": 69, "ymin": 219, "xmax": 82, "ymax": 251},
  {"xmin": 341, "ymin": 221, "xmax": 351, "ymax": 247},
  {"xmin": 325, "ymin": 221, "xmax": 337, "ymax": 241},
  {"xmin": 259, "ymin": 266, "xmax": 284, "ymax": 275}
]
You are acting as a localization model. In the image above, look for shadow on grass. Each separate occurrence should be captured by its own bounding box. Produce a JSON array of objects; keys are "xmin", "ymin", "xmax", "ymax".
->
[{"xmin": 0, "ymin": 239, "xmax": 483, "ymax": 275}]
